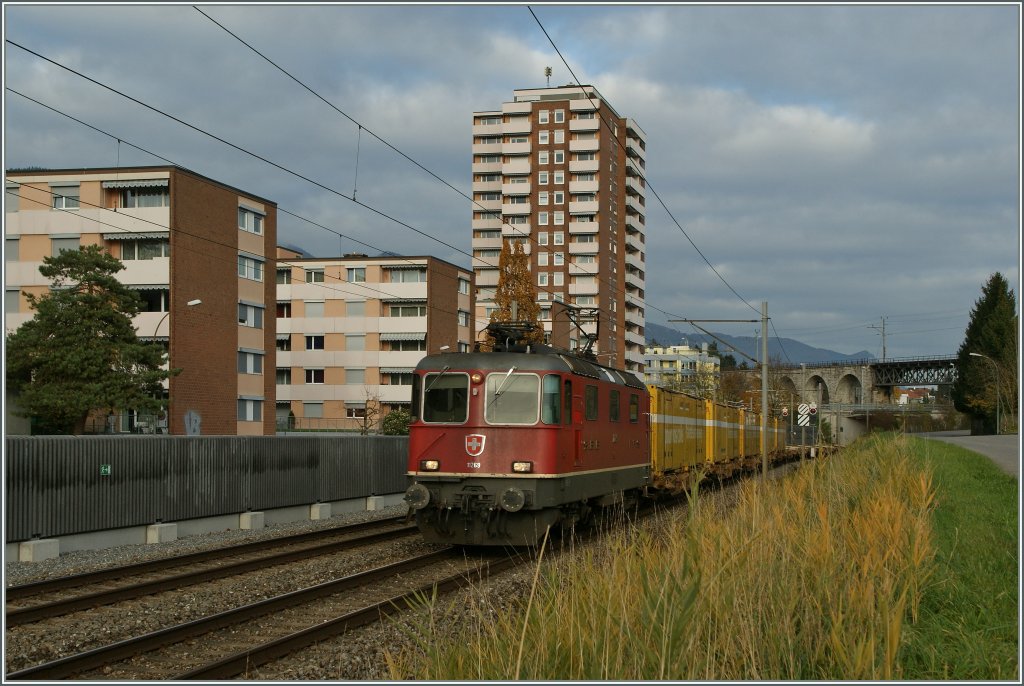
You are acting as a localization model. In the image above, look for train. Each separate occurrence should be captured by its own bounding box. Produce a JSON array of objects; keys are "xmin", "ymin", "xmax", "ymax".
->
[{"xmin": 403, "ymin": 324, "xmax": 788, "ymax": 546}]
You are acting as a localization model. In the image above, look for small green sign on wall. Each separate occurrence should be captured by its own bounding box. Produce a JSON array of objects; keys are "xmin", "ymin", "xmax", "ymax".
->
[{"xmin": 99, "ymin": 464, "xmax": 112, "ymax": 476}]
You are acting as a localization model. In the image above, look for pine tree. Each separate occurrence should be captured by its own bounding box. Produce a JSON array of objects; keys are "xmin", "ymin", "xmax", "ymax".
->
[
  {"xmin": 5, "ymin": 245, "xmax": 175, "ymax": 434},
  {"xmin": 952, "ymin": 272, "xmax": 1018, "ymax": 433},
  {"xmin": 487, "ymin": 239, "xmax": 545, "ymax": 347}
]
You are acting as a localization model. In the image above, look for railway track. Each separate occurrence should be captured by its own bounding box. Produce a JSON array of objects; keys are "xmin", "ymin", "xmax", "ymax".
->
[
  {"xmin": 5, "ymin": 515, "xmax": 415, "ymax": 627},
  {"xmin": 6, "ymin": 547, "xmax": 525, "ymax": 680}
]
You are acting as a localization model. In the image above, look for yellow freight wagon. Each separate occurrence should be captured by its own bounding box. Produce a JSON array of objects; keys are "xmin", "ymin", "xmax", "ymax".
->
[{"xmin": 647, "ymin": 386, "xmax": 706, "ymax": 493}]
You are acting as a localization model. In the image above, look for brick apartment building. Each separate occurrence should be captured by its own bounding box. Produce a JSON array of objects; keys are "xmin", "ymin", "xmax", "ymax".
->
[
  {"xmin": 5, "ymin": 165, "xmax": 277, "ymax": 435},
  {"xmin": 471, "ymin": 85, "xmax": 648, "ymax": 372},
  {"xmin": 275, "ymin": 248, "xmax": 474, "ymax": 431}
]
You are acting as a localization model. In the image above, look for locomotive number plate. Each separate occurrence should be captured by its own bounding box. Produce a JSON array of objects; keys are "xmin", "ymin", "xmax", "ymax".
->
[{"xmin": 466, "ymin": 462, "xmax": 481, "ymax": 469}]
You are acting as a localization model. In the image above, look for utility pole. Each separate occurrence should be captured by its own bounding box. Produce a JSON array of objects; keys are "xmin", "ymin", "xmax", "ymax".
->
[{"xmin": 869, "ymin": 316, "xmax": 887, "ymax": 361}]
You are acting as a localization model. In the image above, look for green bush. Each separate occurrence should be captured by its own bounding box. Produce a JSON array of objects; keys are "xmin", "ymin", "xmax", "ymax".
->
[{"xmin": 381, "ymin": 408, "xmax": 412, "ymax": 435}]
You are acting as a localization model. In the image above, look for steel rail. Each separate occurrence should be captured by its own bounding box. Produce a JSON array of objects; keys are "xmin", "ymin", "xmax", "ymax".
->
[
  {"xmin": 5, "ymin": 523, "xmax": 417, "ymax": 627},
  {"xmin": 5, "ymin": 548, "xmax": 459, "ymax": 681}
]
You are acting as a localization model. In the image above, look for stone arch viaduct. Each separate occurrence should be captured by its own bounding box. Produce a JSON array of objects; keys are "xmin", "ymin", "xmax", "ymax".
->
[{"xmin": 774, "ymin": 356, "xmax": 959, "ymax": 406}]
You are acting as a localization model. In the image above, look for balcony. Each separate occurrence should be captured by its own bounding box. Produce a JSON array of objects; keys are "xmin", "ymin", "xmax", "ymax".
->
[
  {"xmin": 570, "ymin": 117, "xmax": 600, "ymax": 132},
  {"xmin": 625, "ymin": 329, "xmax": 646, "ymax": 346},
  {"xmin": 475, "ymin": 268, "xmax": 500, "ymax": 287},
  {"xmin": 502, "ymin": 118, "xmax": 531, "ymax": 135},
  {"xmin": 501, "ymin": 223, "xmax": 531, "ymax": 238},
  {"xmin": 626, "ymin": 195, "xmax": 645, "ymax": 214},
  {"xmin": 626, "ymin": 157, "xmax": 645, "ymax": 175},
  {"xmin": 504, "ymin": 158, "xmax": 531, "ymax": 175},
  {"xmin": 473, "ymin": 255, "xmax": 501, "ymax": 270},
  {"xmin": 569, "ymin": 159, "xmax": 599, "ymax": 174},
  {"xmin": 568, "ymin": 220, "xmax": 599, "ymax": 234},
  {"xmin": 502, "ymin": 202, "xmax": 531, "ymax": 216},
  {"xmin": 472, "ymin": 123, "xmax": 502, "ymax": 137},
  {"xmin": 625, "ymin": 251, "xmax": 644, "ymax": 271},
  {"xmin": 626, "ymin": 137, "xmax": 646, "ymax": 157},
  {"xmin": 569, "ymin": 139, "xmax": 600, "ymax": 153},
  {"xmin": 473, "ymin": 235, "xmax": 502, "ymax": 250},
  {"xmin": 568, "ymin": 242, "xmax": 599, "ymax": 255},
  {"xmin": 569, "ymin": 180, "xmax": 599, "ymax": 194},
  {"xmin": 472, "ymin": 160, "xmax": 501, "ymax": 174},
  {"xmin": 569, "ymin": 200, "xmax": 599, "ymax": 215},
  {"xmin": 502, "ymin": 181, "xmax": 530, "ymax": 195},
  {"xmin": 502, "ymin": 142, "xmax": 531, "ymax": 156},
  {"xmin": 569, "ymin": 262, "xmax": 597, "ymax": 276},
  {"xmin": 502, "ymin": 101, "xmax": 533, "ymax": 115},
  {"xmin": 472, "ymin": 142, "xmax": 502, "ymax": 155},
  {"xmin": 472, "ymin": 178, "xmax": 500, "ymax": 192},
  {"xmin": 625, "ymin": 214, "xmax": 644, "ymax": 233},
  {"xmin": 625, "ymin": 175, "xmax": 644, "ymax": 194},
  {"xmin": 472, "ymin": 216, "xmax": 501, "ymax": 230},
  {"xmin": 625, "ymin": 233, "xmax": 643, "ymax": 253},
  {"xmin": 569, "ymin": 281, "xmax": 599, "ymax": 296}
]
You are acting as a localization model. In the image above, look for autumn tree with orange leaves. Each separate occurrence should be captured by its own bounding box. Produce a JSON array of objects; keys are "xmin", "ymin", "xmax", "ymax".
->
[{"xmin": 485, "ymin": 239, "xmax": 545, "ymax": 348}]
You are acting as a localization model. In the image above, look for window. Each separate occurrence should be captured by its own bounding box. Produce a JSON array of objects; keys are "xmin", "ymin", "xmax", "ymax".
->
[
  {"xmin": 538, "ymin": 110, "xmax": 549, "ymax": 124},
  {"xmin": 554, "ymin": 130, "xmax": 565, "ymax": 144},
  {"xmin": 575, "ymin": 152, "xmax": 596, "ymax": 161},
  {"xmin": 553, "ymin": 171, "xmax": 565, "ymax": 184},
  {"xmin": 304, "ymin": 301, "xmax": 324, "ymax": 318},
  {"xmin": 554, "ymin": 191, "xmax": 565, "ymax": 205},
  {"xmin": 6, "ymin": 289, "xmax": 20, "ymax": 314},
  {"xmin": 458, "ymin": 342, "xmax": 471, "ymax": 353},
  {"xmin": 51, "ymin": 186, "xmax": 80, "ymax": 209},
  {"xmin": 458, "ymin": 278, "xmax": 470, "ymax": 295},
  {"xmin": 306, "ymin": 269, "xmax": 324, "ymax": 283},
  {"xmin": 553, "ymin": 252, "xmax": 565, "ymax": 266},
  {"xmin": 389, "ymin": 338, "xmax": 426, "ymax": 352},
  {"xmin": 576, "ymin": 111, "xmax": 596, "ymax": 120},
  {"xmin": 574, "ymin": 173, "xmax": 596, "ymax": 182},
  {"xmin": 276, "ymin": 268, "xmax": 291, "ymax": 284},
  {"xmin": 476, "ymin": 154, "xmax": 500, "ymax": 163},
  {"xmin": 346, "ymin": 368, "xmax": 365, "ymax": 384},
  {"xmin": 391, "ymin": 304, "xmax": 427, "ymax": 317},
  {"xmin": 389, "ymin": 268, "xmax": 426, "ymax": 283},
  {"xmin": 238, "ymin": 255, "xmax": 264, "ymax": 281},
  {"xmin": 305, "ymin": 368, "xmax": 325, "ymax": 384},
  {"xmin": 121, "ymin": 239, "xmax": 170, "ymax": 260},
  {"xmin": 346, "ymin": 406, "xmax": 367, "ymax": 419},
  {"xmin": 458, "ymin": 310, "xmax": 470, "ymax": 326},
  {"xmin": 537, "ymin": 252, "xmax": 548, "ymax": 266},
  {"xmin": 553, "ymin": 272, "xmax": 564, "ymax": 286},
  {"xmin": 277, "ymin": 336, "xmax": 292, "ymax": 351},
  {"xmin": 305, "ymin": 335, "xmax": 324, "ymax": 350},
  {"xmin": 238, "ymin": 207, "xmax": 264, "ymax": 235},
  {"xmin": 507, "ymin": 216, "xmax": 528, "ymax": 225},
  {"xmin": 346, "ymin": 334, "xmax": 365, "ymax": 351},
  {"xmin": 610, "ymin": 390, "xmax": 621, "ymax": 422},
  {"xmin": 5, "ymin": 186, "xmax": 19, "ymax": 213},
  {"xmin": 585, "ymin": 385, "xmax": 598, "ymax": 420},
  {"xmin": 507, "ymin": 195, "xmax": 528, "ymax": 204},
  {"xmin": 554, "ymin": 151, "xmax": 565, "ymax": 164},
  {"xmin": 574, "ymin": 255, "xmax": 596, "ymax": 264},
  {"xmin": 554, "ymin": 232, "xmax": 565, "ymax": 245},
  {"xmin": 238, "ymin": 303, "xmax": 264, "ymax": 328},
  {"xmin": 5, "ymin": 237, "xmax": 19, "ymax": 260},
  {"xmin": 237, "ymin": 351, "xmax": 264, "ymax": 374},
  {"xmin": 538, "ymin": 130, "xmax": 549, "ymax": 144},
  {"xmin": 553, "ymin": 212, "xmax": 564, "ymax": 226},
  {"xmin": 538, "ymin": 212, "xmax": 549, "ymax": 226},
  {"xmin": 538, "ymin": 272, "xmax": 548, "ymax": 286},
  {"xmin": 485, "ymin": 372, "xmax": 540, "ymax": 425},
  {"xmin": 276, "ymin": 368, "xmax": 291, "ymax": 384},
  {"xmin": 629, "ymin": 394, "xmax": 640, "ymax": 422},
  {"xmin": 554, "ymin": 109, "xmax": 565, "ymax": 123},
  {"xmin": 347, "ymin": 300, "xmax": 366, "ymax": 316},
  {"xmin": 347, "ymin": 267, "xmax": 366, "ymax": 283},
  {"xmin": 538, "ymin": 172, "xmax": 549, "ymax": 185},
  {"xmin": 51, "ymin": 236, "xmax": 80, "ymax": 256},
  {"xmin": 136, "ymin": 289, "xmax": 170, "ymax": 313},
  {"xmin": 277, "ymin": 302, "xmax": 292, "ymax": 318},
  {"xmin": 388, "ymin": 373, "xmax": 414, "ymax": 386},
  {"xmin": 538, "ymin": 191, "xmax": 549, "ymax": 206},
  {"xmin": 538, "ymin": 232, "xmax": 549, "ymax": 246},
  {"xmin": 564, "ymin": 379, "xmax": 573, "ymax": 424},
  {"xmin": 538, "ymin": 151, "xmax": 549, "ymax": 165},
  {"xmin": 238, "ymin": 398, "xmax": 262, "ymax": 422},
  {"xmin": 304, "ymin": 402, "xmax": 324, "ymax": 419},
  {"xmin": 476, "ymin": 116, "xmax": 501, "ymax": 125}
]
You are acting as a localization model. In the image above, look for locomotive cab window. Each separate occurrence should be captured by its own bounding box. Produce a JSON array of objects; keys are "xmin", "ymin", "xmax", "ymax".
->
[
  {"xmin": 629, "ymin": 393, "xmax": 640, "ymax": 423},
  {"xmin": 422, "ymin": 372, "xmax": 469, "ymax": 423},
  {"xmin": 609, "ymin": 389, "xmax": 620, "ymax": 422},
  {"xmin": 585, "ymin": 385, "xmax": 599, "ymax": 421},
  {"xmin": 541, "ymin": 374, "xmax": 561, "ymax": 424},
  {"xmin": 485, "ymin": 372, "xmax": 540, "ymax": 425}
]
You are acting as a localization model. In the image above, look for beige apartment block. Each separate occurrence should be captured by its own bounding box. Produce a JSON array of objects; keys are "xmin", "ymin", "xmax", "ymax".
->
[
  {"xmin": 471, "ymin": 85, "xmax": 647, "ymax": 372},
  {"xmin": 274, "ymin": 248, "xmax": 474, "ymax": 431},
  {"xmin": 5, "ymin": 166, "xmax": 277, "ymax": 435},
  {"xmin": 643, "ymin": 343, "xmax": 722, "ymax": 389}
]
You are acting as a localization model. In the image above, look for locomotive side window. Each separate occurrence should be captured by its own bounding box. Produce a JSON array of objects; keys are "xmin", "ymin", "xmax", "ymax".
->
[
  {"xmin": 629, "ymin": 393, "xmax": 640, "ymax": 422},
  {"xmin": 584, "ymin": 385, "xmax": 598, "ymax": 421},
  {"xmin": 485, "ymin": 372, "xmax": 540, "ymax": 425},
  {"xmin": 541, "ymin": 374, "xmax": 561, "ymax": 425},
  {"xmin": 609, "ymin": 389, "xmax": 620, "ymax": 422},
  {"xmin": 422, "ymin": 372, "xmax": 469, "ymax": 423},
  {"xmin": 563, "ymin": 379, "xmax": 573, "ymax": 424}
]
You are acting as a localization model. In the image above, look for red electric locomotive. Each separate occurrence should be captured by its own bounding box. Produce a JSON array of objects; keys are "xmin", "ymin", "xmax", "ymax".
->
[{"xmin": 404, "ymin": 324, "xmax": 650, "ymax": 546}]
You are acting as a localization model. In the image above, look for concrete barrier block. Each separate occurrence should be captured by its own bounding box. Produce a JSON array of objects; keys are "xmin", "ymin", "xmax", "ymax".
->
[
  {"xmin": 19, "ymin": 538, "xmax": 59, "ymax": 562},
  {"xmin": 239, "ymin": 511, "xmax": 265, "ymax": 530},
  {"xmin": 310, "ymin": 503, "xmax": 331, "ymax": 520},
  {"xmin": 146, "ymin": 523, "xmax": 178, "ymax": 544},
  {"xmin": 366, "ymin": 496, "xmax": 384, "ymax": 511}
]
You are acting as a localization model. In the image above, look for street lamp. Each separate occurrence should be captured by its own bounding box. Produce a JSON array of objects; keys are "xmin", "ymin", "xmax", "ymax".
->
[
  {"xmin": 969, "ymin": 352, "xmax": 1001, "ymax": 434},
  {"xmin": 152, "ymin": 298, "xmax": 202, "ymax": 339}
]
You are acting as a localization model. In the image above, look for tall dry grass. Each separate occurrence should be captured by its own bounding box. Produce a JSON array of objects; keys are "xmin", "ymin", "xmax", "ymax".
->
[{"xmin": 389, "ymin": 433, "xmax": 937, "ymax": 680}]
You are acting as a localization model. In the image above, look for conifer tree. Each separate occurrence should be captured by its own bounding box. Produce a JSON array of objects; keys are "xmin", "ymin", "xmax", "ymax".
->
[
  {"xmin": 487, "ymin": 239, "xmax": 545, "ymax": 347},
  {"xmin": 952, "ymin": 272, "xmax": 1018, "ymax": 433},
  {"xmin": 5, "ymin": 245, "xmax": 175, "ymax": 434}
]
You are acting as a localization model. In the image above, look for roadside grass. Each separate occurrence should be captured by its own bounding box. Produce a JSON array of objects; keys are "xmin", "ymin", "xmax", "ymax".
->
[
  {"xmin": 387, "ymin": 433, "xmax": 1017, "ymax": 680},
  {"xmin": 898, "ymin": 435, "xmax": 1018, "ymax": 679}
]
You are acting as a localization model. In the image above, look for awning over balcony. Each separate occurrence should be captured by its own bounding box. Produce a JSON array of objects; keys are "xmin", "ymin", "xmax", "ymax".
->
[
  {"xmin": 381, "ymin": 264, "xmax": 427, "ymax": 270},
  {"xmin": 379, "ymin": 332, "xmax": 426, "ymax": 341},
  {"xmin": 380, "ymin": 367, "xmax": 414, "ymax": 374},
  {"xmin": 382, "ymin": 298, "xmax": 427, "ymax": 305},
  {"xmin": 127, "ymin": 284, "xmax": 167, "ymax": 291},
  {"xmin": 344, "ymin": 401, "xmax": 366, "ymax": 408},
  {"xmin": 101, "ymin": 180, "xmax": 169, "ymax": 189},
  {"xmin": 102, "ymin": 232, "xmax": 170, "ymax": 240}
]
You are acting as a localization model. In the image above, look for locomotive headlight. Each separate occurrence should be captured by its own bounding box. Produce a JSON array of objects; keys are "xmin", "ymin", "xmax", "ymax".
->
[
  {"xmin": 512, "ymin": 461, "xmax": 533, "ymax": 473},
  {"xmin": 419, "ymin": 459, "xmax": 440, "ymax": 471},
  {"xmin": 405, "ymin": 483, "xmax": 431, "ymax": 510},
  {"xmin": 499, "ymin": 487, "xmax": 526, "ymax": 512},
  {"xmin": 471, "ymin": 372, "xmax": 483, "ymax": 384}
]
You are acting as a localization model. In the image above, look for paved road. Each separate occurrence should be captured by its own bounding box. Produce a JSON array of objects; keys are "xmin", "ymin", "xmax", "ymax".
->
[{"xmin": 921, "ymin": 431, "xmax": 1020, "ymax": 478}]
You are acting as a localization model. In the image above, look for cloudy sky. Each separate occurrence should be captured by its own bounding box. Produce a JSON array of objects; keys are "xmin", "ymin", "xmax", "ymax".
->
[{"xmin": 3, "ymin": 3, "xmax": 1019, "ymax": 360}]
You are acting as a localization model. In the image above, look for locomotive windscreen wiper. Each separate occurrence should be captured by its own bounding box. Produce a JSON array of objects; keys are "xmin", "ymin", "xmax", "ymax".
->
[
  {"xmin": 423, "ymin": 365, "xmax": 451, "ymax": 394},
  {"xmin": 492, "ymin": 366, "xmax": 518, "ymax": 397}
]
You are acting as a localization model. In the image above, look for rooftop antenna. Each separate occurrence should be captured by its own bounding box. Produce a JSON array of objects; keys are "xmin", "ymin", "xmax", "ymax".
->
[{"xmin": 544, "ymin": 66, "xmax": 552, "ymax": 87}]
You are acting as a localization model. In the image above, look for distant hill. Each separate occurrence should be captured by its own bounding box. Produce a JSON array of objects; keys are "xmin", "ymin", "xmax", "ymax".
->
[{"xmin": 645, "ymin": 322, "xmax": 874, "ymax": 365}]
